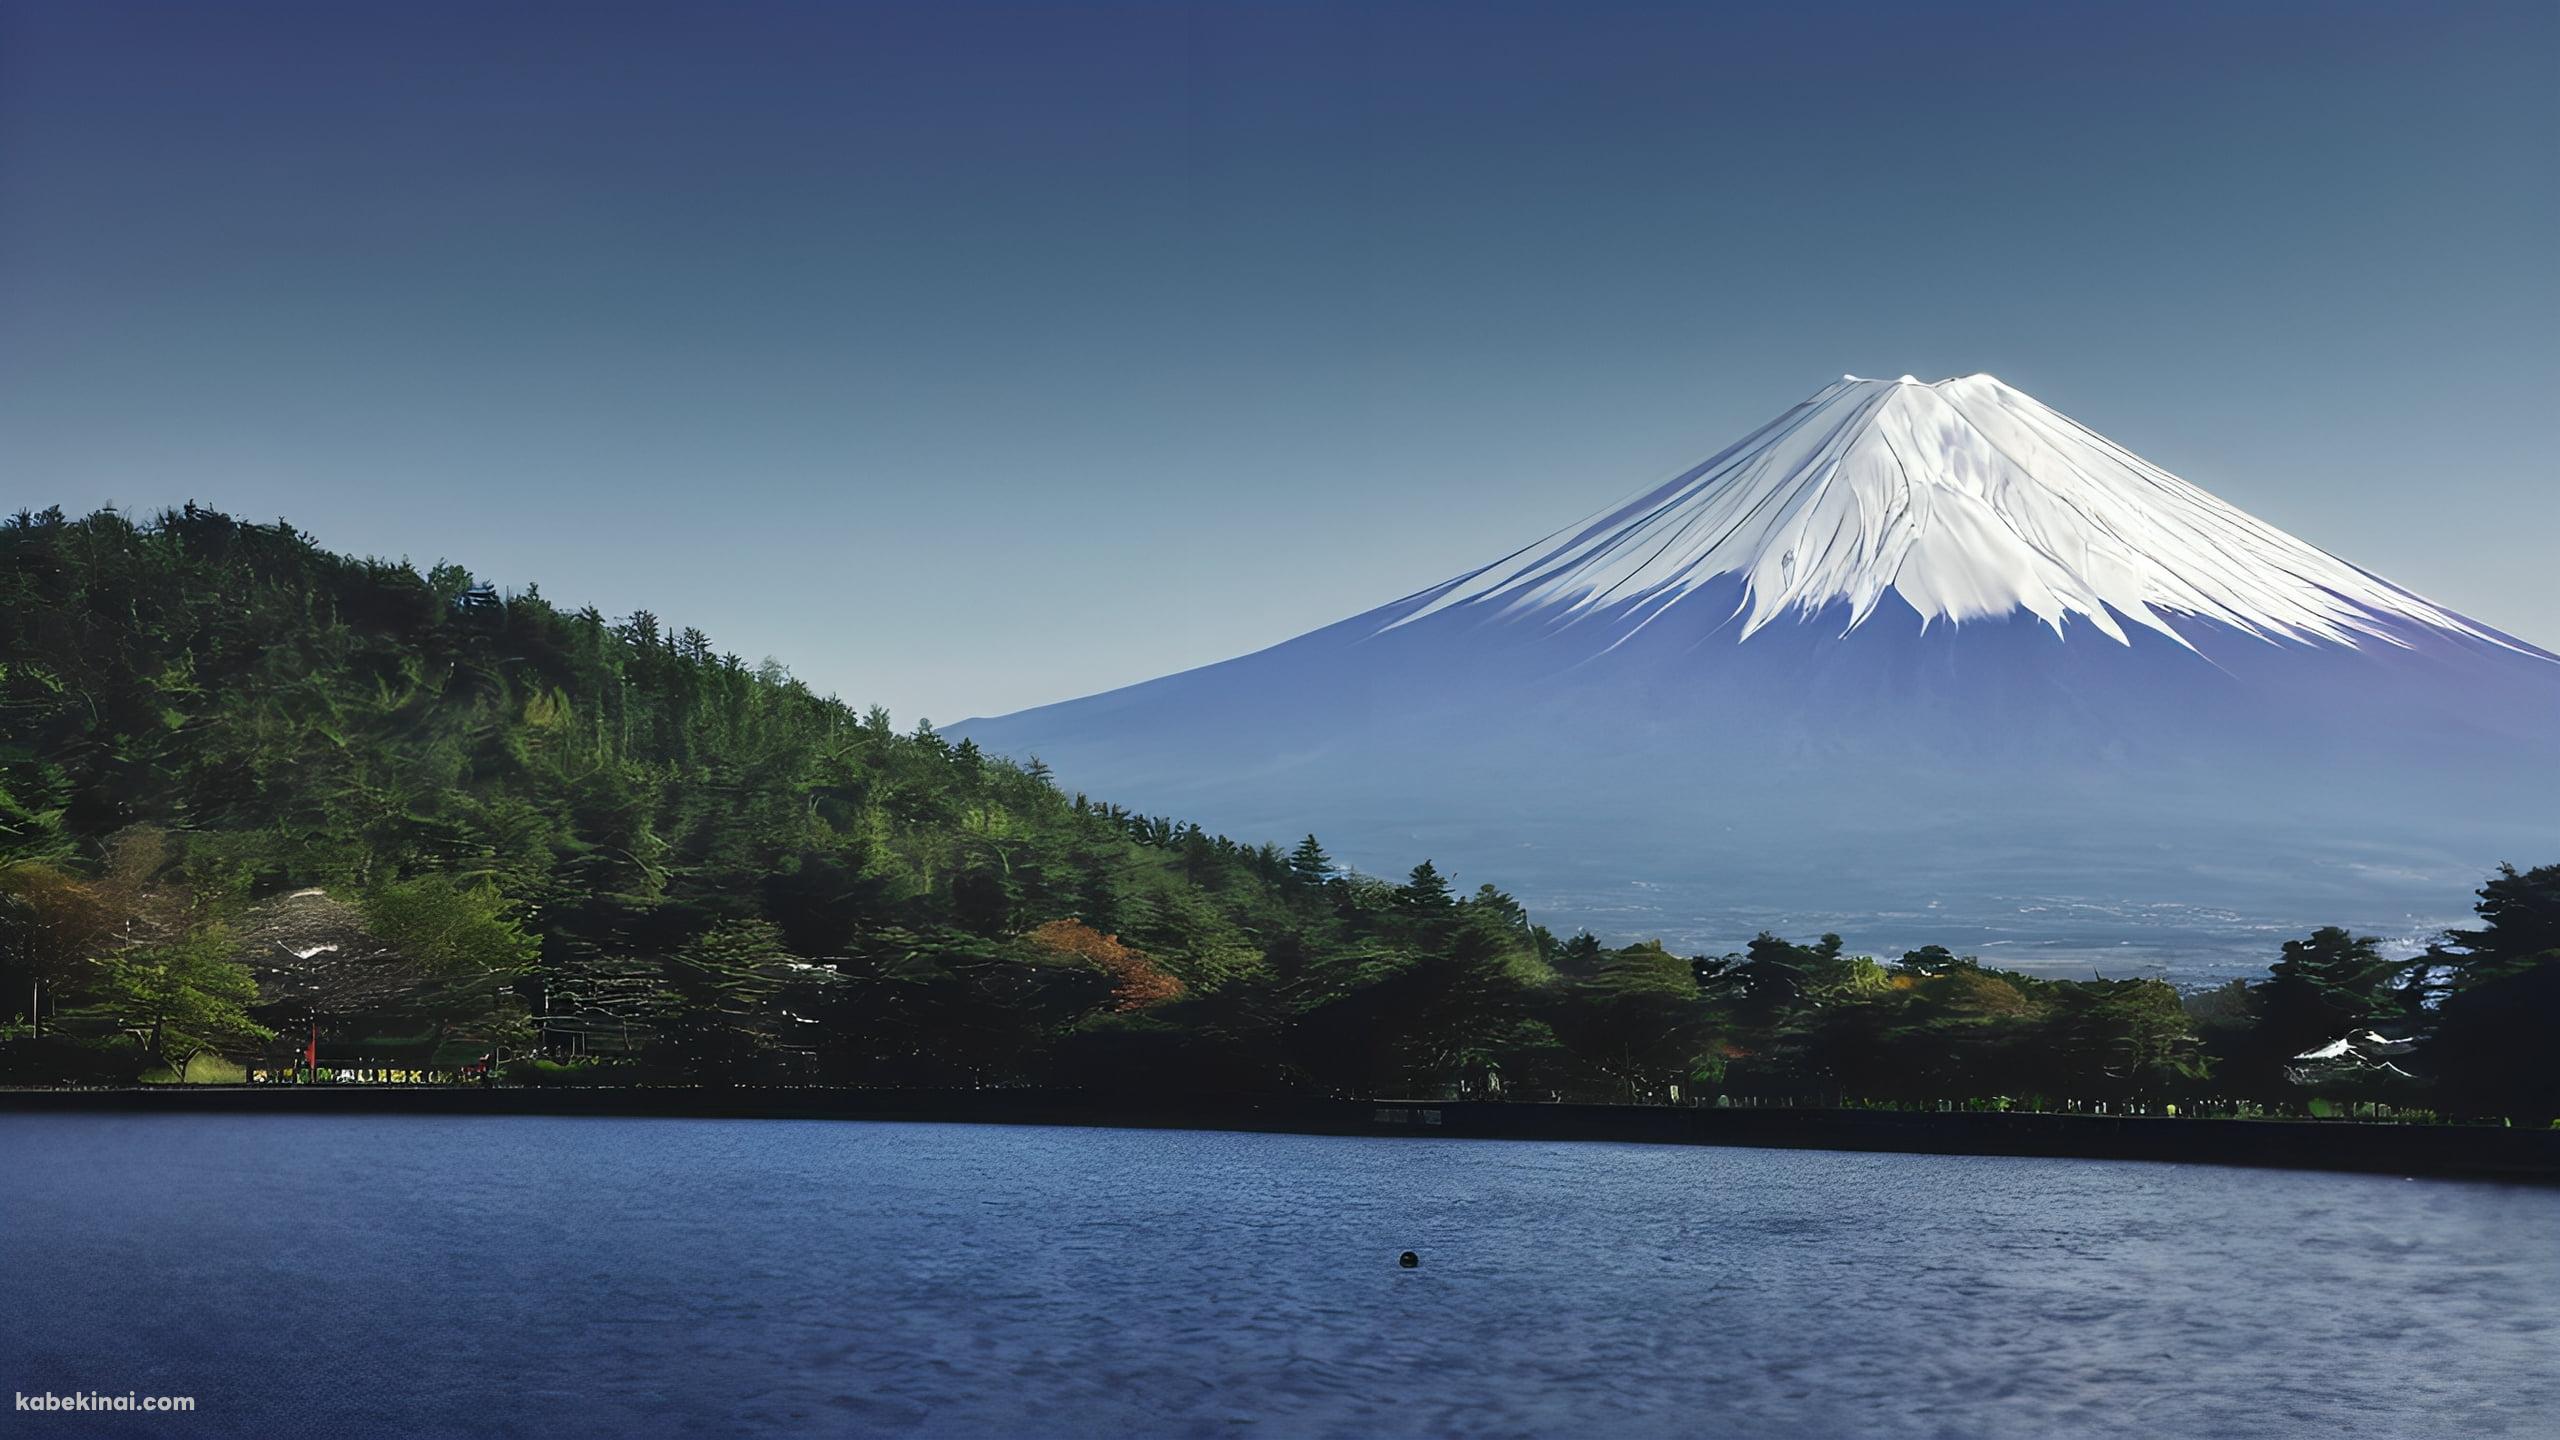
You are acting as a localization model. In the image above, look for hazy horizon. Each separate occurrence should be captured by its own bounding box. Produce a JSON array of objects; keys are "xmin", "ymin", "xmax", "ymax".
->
[{"xmin": 5, "ymin": 1, "xmax": 2554, "ymax": 723}]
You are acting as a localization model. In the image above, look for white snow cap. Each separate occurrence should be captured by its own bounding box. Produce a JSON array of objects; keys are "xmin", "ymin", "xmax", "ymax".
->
[{"xmin": 1390, "ymin": 373, "xmax": 2507, "ymax": 649}]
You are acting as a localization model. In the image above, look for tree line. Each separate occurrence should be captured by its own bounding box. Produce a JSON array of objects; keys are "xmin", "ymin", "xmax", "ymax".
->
[{"xmin": 1, "ymin": 505, "xmax": 2552, "ymax": 1124}]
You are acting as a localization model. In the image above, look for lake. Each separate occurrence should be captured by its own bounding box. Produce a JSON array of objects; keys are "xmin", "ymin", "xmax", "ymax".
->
[{"xmin": 2, "ymin": 1115, "xmax": 2554, "ymax": 1437}]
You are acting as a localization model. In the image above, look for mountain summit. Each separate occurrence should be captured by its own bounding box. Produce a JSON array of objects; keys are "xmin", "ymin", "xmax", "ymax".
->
[
  {"xmin": 1391, "ymin": 373, "xmax": 2507, "ymax": 650},
  {"xmin": 958, "ymin": 375, "xmax": 2560, "ymax": 975}
]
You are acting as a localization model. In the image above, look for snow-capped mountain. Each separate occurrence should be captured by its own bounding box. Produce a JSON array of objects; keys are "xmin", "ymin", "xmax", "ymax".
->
[
  {"xmin": 1393, "ymin": 374, "xmax": 2511, "ymax": 650},
  {"xmin": 957, "ymin": 375, "xmax": 2560, "ymax": 977}
]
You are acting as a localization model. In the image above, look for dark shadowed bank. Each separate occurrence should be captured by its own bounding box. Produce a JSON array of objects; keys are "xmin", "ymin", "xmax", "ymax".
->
[{"xmin": 7, "ymin": 1086, "xmax": 2553, "ymax": 1183}]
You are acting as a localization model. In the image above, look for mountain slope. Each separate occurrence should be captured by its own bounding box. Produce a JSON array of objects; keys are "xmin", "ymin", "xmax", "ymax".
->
[
  {"xmin": 1393, "ymin": 374, "xmax": 2513, "ymax": 648},
  {"xmin": 956, "ymin": 376, "xmax": 2560, "ymax": 976}
]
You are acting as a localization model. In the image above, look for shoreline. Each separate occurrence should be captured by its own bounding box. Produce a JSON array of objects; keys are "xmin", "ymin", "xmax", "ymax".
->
[{"xmin": 4, "ymin": 1086, "xmax": 2554, "ymax": 1182}]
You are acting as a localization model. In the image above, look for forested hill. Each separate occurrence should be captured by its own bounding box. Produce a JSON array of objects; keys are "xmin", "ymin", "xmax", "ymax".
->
[
  {"xmin": 0, "ymin": 503, "xmax": 1569, "ymax": 1093},
  {"xmin": 1, "ymin": 505, "xmax": 2552, "ymax": 1123}
]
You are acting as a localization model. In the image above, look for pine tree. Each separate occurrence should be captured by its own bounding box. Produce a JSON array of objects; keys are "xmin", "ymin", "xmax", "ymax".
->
[
  {"xmin": 1287, "ymin": 835, "xmax": 1332, "ymax": 886},
  {"xmin": 2252, "ymin": 927, "xmax": 2396, "ymax": 1058},
  {"xmin": 2420, "ymin": 864, "xmax": 2560, "ymax": 1124},
  {"xmin": 1398, "ymin": 860, "xmax": 1453, "ymax": 910}
]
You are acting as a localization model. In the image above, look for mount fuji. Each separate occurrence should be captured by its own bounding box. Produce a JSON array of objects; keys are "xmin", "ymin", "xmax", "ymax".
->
[{"xmin": 957, "ymin": 375, "xmax": 2560, "ymax": 977}]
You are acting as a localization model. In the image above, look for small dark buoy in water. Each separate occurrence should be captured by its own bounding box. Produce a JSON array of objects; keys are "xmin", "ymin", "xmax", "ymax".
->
[{"xmin": 1398, "ymin": 1251, "xmax": 1419, "ymax": 1269}]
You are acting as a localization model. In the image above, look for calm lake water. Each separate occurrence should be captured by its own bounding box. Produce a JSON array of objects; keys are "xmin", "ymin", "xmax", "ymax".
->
[{"xmin": 2, "ymin": 1115, "xmax": 2554, "ymax": 1438}]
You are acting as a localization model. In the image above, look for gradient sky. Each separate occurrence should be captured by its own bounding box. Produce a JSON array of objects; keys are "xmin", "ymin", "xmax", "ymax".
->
[{"xmin": 5, "ymin": 1, "xmax": 2554, "ymax": 723}]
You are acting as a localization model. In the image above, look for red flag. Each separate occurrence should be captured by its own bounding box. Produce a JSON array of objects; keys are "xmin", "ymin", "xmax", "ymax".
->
[{"xmin": 306, "ymin": 1020, "xmax": 318, "ymax": 1072}]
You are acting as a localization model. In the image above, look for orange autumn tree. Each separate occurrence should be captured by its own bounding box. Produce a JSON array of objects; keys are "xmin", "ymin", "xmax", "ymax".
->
[{"xmin": 1023, "ymin": 918, "xmax": 1182, "ymax": 1013}]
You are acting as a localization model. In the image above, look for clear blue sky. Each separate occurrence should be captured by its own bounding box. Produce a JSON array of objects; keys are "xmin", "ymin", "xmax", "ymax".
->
[{"xmin": 4, "ymin": 1, "xmax": 2553, "ymax": 722}]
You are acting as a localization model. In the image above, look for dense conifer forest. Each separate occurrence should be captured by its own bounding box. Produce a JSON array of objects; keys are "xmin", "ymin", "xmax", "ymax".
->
[{"xmin": 2, "ymin": 506, "xmax": 2552, "ymax": 1122}]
